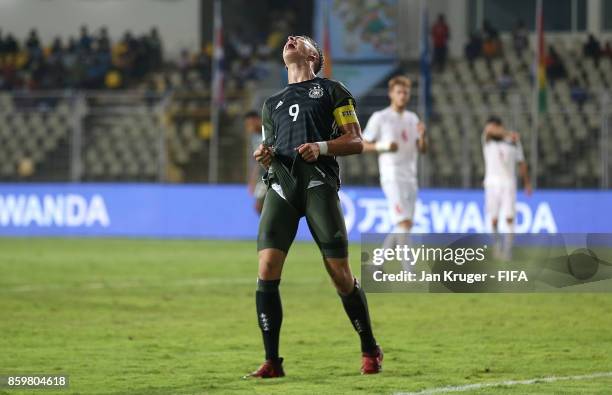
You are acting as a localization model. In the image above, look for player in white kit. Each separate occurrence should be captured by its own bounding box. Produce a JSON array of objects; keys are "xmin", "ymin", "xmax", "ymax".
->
[
  {"xmin": 482, "ymin": 116, "xmax": 532, "ymax": 260},
  {"xmin": 362, "ymin": 76, "xmax": 427, "ymax": 238}
]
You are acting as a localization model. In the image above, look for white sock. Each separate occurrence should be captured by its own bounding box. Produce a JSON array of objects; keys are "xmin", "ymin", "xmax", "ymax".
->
[
  {"xmin": 393, "ymin": 225, "xmax": 413, "ymax": 270},
  {"xmin": 382, "ymin": 232, "xmax": 397, "ymax": 251}
]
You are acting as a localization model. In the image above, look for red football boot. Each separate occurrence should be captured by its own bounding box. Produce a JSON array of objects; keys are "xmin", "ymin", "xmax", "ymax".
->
[
  {"xmin": 361, "ymin": 346, "xmax": 383, "ymax": 374},
  {"xmin": 243, "ymin": 358, "xmax": 285, "ymax": 379}
]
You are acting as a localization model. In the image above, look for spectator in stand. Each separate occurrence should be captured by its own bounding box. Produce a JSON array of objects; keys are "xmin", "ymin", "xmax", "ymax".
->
[
  {"xmin": 4, "ymin": 33, "xmax": 19, "ymax": 55},
  {"xmin": 0, "ymin": 31, "xmax": 20, "ymax": 90},
  {"xmin": 78, "ymin": 25, "xmax": 92, "ymax": 53},
  {"xmin": 0, "ymin": 61, "xmax": 16, "ymax": 90},
  {"xmin": 116, "ymin": 31, "xmax": 138, "ymax": 80},
  {"xmin": 512, "ymin": 19, "xmax": 528, "ymax": 56},
  {"xmin": 60, "ymin": 38, "xmax": 77, "ymax": 88},
  {"xmin": 133, "ymin": 33, "xmax": 151, "ymax": 78},
  {"xmin": 570, "ymin": 78, "xmax": 588, "ymax": 108},
  {"xmin": 98, "ymin": 36, "xmax": 112, "ymax": 65},
  {"xmin": 25, "ymin": 29, "xmax": 43, "ymax": 62},
  {"xmin": 194, "ymin": 49, "xmax": 211, "ymax": 82},
  {"xmin": 546, "ymin": 45, "xmax": 567, "ymax": 84},
  {"xmin": 148, "ymin": 27, "xmax": 163, "ymax": 69},
  {"xmin": 431, "ymin": 14, "xmax": 450, "ymax": 72},
  {"xmin": 85, "ymin": 38, "xmax": 112, "ymax": 89},
  {"xmin": 0, "ymin": 26, "xmax": 165, "ymax": 91},
  {"xmin": 28, "ymin": 58, "xmax": 46, "ymax": 89},
  {"xmin": 47, "ymin": 37, "xmax": 65, "ymax": 88},
  {"xmin": 482, "ymin": 20, "xmax": 502, "ymax": 62},
  {"xmin": 49, "ymin": 37, "xmax": 63, "ymax": 58},
  {"xmin": 98, "ymin": 27, "xmax": 111, "ymax": 52},
  {"xmin": 583, "ymin": 34, "xmax": 601, "ymax": 65},
  {"xmin": 464, "ymin": 32, "xmax": 482, "ymax": 66}
]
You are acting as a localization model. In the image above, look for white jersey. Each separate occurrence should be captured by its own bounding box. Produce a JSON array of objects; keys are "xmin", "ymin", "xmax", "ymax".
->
[
  {"xmin": 363, "ymin": 107, "xmax": 420, "ymax": 183},
  {"xmin": 482, "ymin": 133, "xmax": 525, "ymax": 188}
]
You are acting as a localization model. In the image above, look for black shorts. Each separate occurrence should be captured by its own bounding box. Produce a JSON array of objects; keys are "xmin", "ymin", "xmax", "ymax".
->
[{"xmin": 257, "ymin": 183, "xmax": 348, "ymax": 258}]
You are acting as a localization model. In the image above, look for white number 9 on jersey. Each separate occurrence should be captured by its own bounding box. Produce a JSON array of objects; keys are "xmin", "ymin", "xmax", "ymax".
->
[{"xmin": 289, "ymin": 104, "xmax": 299, "ymax": 122}]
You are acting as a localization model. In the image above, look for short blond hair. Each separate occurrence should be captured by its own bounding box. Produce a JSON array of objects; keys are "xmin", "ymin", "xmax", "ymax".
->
[{"xmin": 388, "ymin": 76, "xmax": 412, "ymax": 90}]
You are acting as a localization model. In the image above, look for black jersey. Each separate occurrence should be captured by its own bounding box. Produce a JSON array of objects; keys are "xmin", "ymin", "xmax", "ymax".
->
[{"xmin": 261, "ymin": 77, "xmax": 357, "ymax": 188}]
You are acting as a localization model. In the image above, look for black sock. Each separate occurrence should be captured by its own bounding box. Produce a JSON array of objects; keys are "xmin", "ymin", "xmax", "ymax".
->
[
  {"xmin": 340, "ymin": 278, "xmax": 377, "ymax": 353},
  {"xmin": 256, "ymin": 278, "xmax": 282, "ymax": 361}
]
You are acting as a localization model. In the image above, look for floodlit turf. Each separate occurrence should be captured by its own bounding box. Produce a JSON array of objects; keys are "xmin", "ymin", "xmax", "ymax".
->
[{"xmin": 1, "ymin": 238, "xmax": 612, "ymax": 395}]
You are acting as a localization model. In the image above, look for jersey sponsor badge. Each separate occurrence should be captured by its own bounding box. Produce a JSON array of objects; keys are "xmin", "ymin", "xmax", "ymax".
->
[
  {"xmin": 308, "ymin": 84, "xmax": 324, "ymax": 99},
  {"xmin": 275, "ymin": 100, "xmax": 283, "ymax": 109}
]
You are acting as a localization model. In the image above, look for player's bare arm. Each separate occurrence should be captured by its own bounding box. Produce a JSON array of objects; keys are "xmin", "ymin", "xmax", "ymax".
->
[
  {"xmin": 362, "ymin": 139, "xmax": 399, "ymax": 153},
  {"xmin": 511, "ymin": 131, "xmax": 531, "ymax": 195},
  {"xmin": 361, "ymin": 111, "xmax": 398, "ymax": 153},
  {"xmin": 519, "ymin": 161, "xmax": 532, "ymax": 196},
  {"xmin": 297, "ymin": 122, "xmax": 363, "ymax": 162},
  {"xmin": 328, "ymin": 121, "xmax": 364, "ymax": 155},
  {"xmin": 484, "ymin": 122, "xmax": 508, "ymax": 141},
  {"xmin": 416, "ymin": 121, "xmax": 428, "ymax": 153},
  {"xmin": 501, "ymin": 127, "xmax": 531, "ymax": 194}
]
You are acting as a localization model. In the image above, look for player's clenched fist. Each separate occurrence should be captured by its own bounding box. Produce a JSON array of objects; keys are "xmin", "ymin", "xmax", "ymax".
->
[
  {"xmin": 296, "ymin": 143, "xmax": 320, "ymax": 162},
  {"xmin": 253, "ymin": 144, "xmax": 273, "ymax": 168}
]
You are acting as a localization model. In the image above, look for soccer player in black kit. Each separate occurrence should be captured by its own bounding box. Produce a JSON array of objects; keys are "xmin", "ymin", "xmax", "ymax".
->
[{"xmin": 245, "ymin": 36, "xmax": 382, "ymax": 378}]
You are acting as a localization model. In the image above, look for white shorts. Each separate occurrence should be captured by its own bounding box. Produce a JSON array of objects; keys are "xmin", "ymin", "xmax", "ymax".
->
[
  {"xmin": 485, "ymin": 184, "xmax": 516, "ymax": 220},
  {"xmin": 381, "ymin": 180, "xmax": 418, "ymax": 225}
]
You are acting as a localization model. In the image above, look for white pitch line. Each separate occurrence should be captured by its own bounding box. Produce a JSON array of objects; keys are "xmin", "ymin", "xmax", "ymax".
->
[
  {"xmin": 1, "ymin": 277, "xmax": 323, "ymax": 293},
  {"xmin": 394, "ymin": 371, "xmax": 612, "ymax": 395}
]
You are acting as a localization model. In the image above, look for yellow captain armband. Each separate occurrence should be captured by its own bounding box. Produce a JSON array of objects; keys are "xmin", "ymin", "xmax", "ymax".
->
[{"xmin": 333, "ymin": 102, "xmax": 358, "ymax": 126}]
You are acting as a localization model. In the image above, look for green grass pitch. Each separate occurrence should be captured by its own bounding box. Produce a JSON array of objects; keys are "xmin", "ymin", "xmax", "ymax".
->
[{"xmin": 1, "ymin": 238, "xmax": 612, "ymax": 394}]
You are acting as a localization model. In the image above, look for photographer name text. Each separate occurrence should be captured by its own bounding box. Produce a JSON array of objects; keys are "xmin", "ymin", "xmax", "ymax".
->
[{"xmin": 372, "ymin": 270, "xmax": 528, "ymax": 283}]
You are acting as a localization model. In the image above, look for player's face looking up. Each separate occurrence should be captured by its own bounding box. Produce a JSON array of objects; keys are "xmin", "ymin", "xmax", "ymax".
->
[
  {"xmin": 282, "ymin": 36, "xmax": 319, "ymax": 71},
  {"xmin": 389, "ymin": 84, "xmax": 410, "ymax": 110}
]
